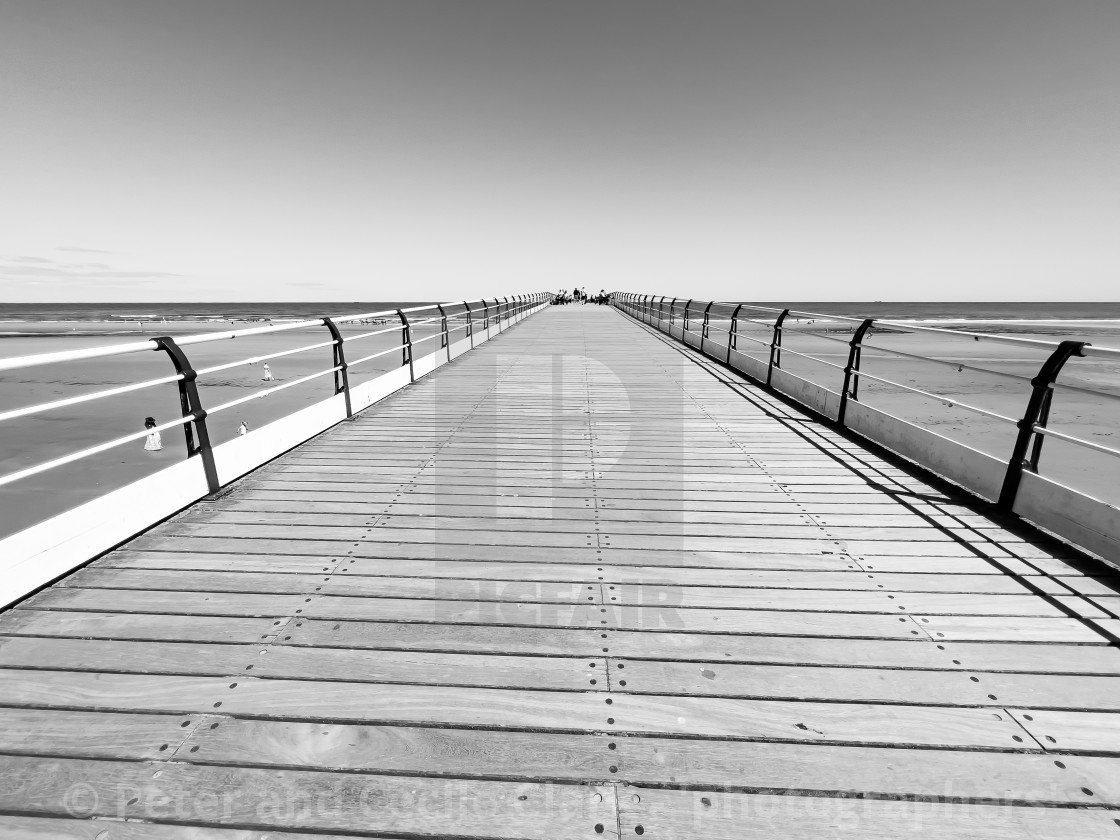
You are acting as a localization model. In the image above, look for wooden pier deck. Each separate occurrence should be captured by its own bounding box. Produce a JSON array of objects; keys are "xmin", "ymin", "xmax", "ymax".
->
[{"xmin": 3, "ymin": 304, "xmax": 1120, "ymax": 838}]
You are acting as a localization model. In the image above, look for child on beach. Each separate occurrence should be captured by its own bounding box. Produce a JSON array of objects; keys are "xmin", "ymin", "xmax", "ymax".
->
[
  {"xmin": 237, "ymin": 420, "xmax": 250, "ymax": 436},
  {"xmin": 261, "ymin": 364, "xmax": 275, "ymax": 382},
  {"xmin": 143, "ymin": 417, "xmax": 162, "ymax": 451}
]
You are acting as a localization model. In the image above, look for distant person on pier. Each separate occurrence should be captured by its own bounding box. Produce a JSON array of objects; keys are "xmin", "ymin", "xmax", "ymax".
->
[
  {"xmin": 261, "ymin": 364, "xmax": 275, "ymax": 382},
  {"xmin": 143, "ymin": 417, "xmax": 162, "ymax": 451}
]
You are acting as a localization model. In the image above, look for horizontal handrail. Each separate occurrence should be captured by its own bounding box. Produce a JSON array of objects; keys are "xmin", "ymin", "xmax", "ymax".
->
[
  {"xmin": 194, "ymin": 338, "xmax": 339, "ymax": 377},
  {"xmin": 0, "ymin": 372, "xmax": 185, "ymax": 424},
  {"xmin": 205, "ymin": 365, "xmax": 344, "ymax": 416},
  {"xmin": 1033, "ymin": 424, "xmax": 1120, "ymax": 459},
  {"xmin": 850, "ymin": 369, "xmax": 1020, "ymax": 423},
  {"xmin": 613, "ymin": 292, "xmax": 1119, "ymax": 527},
  {"xmin": 0, "ymin": 414, "xmax": 197, "ymax": 489}
]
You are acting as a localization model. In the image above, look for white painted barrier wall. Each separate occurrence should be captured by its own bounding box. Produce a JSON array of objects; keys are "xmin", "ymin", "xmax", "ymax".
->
[{"xmin": 0, "ymin": 299, "xmax": 549, "ymax": 609}]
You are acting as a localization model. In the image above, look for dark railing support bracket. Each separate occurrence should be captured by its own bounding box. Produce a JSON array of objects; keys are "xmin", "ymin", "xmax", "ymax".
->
[
  {"xmin": 396, "ymin": 309, "xmax": 415, "ymax": 382},
  {"xmin": 837, "ymin": 319, "xmax": 875, "ymax": 426},
  {"xmin": 436, "ymin": 304, "xmax": 450, "ymax": 363},
  {"xmin": 321, "ymin": 317, "xmax": 353, "ymax": 419},
  {"xmin": 998, "ymin": 340, "xmax": 1088, "ymax": 510},
  {"xmin": 726, "ymin": 304, "xmax": 744, "ymax": 364},
  {"xmin": 701, "ymin": 302, "xmax": 714, "ymax": 341},
  {"xmin": 766, "ymin": 309, "xmax": 790, "ymax": 387},
  {"xmin": 153, "ymin": 336, "xmax": 220, "ymax": 493}
]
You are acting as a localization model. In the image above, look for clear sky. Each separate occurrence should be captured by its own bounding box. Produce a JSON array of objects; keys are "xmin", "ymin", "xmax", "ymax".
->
[{"xmin": 1, "ymin": 0, "xmax": 1117, "ymax": 302}]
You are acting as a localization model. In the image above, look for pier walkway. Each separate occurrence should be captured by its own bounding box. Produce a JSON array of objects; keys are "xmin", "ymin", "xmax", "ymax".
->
[{"xmin": 3, "ymin": 305, "xmax": 1120, "ymax": 838}]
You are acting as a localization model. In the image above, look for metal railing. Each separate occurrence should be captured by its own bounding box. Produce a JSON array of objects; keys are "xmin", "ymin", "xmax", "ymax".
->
[
  {"xmin": 0, "ymin": 294, "xmax": 549, "ymax": 496},
  {"xmin": 613, "ymin": 293, "xmax": 1120, "ymax": 522}
]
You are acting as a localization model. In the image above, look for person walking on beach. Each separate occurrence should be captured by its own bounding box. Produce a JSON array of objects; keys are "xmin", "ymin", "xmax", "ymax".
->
[
  {"xmin": 143, "ymin": 417, "xmax": 162, "ymax": 451},
  {"xmin": 261, "ymin": 364, "xmax": 275, "ymax": 382},
  {"xmin": 237, "ymin": 420, "xmax": 250, "ymax": 436}
]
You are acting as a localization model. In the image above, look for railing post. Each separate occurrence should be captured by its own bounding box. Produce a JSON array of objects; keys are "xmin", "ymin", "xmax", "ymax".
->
[
  {"xmin": 669, "ymin": 298, "xmax": 678, "ymax": 326},
  {"xmin": 725, "ymin": 303, "xmax": 743, "ymax": 364},
  {"xmin": 998, "ymin": 340, "xmax": 1088, "ymax": 509},
  {"xmin": 396, "ymin": 309, "xmax": 415, "ymax": 382},
  {"xmin": 658, "ymin": 296, "xmax": 666, "ymax": 324},
  {"xmin": 644, "ymin": 295, "xmax": 652, "ymax": 323},
  {"xmin": 153, "ymin": 336, "xmax": 220, "ymax": 493},
  {"xmin": 482, "ymin": 300, "xmax": 491, "ymax": 332},
  {"xmin": 837, "ymin": 319, "xmax": 875, "ymax": 425},
  {"xmin": 766, "ymin": 309, "xmax": 790, "ymax": 387},
  {"xmin": 321, "ymin": 317, "xmax": 352, "ymax": 419},
  {"xmin": 701, "ymin": 301, "xmax": 714, "ymax": 342},
  {"xmin": 682, "ymin": 299, "xmax": 693, "ymax": 333},
  {"xmin": 436, "ymin": 304, "xmax": 450, "ymax": 362},
  {"xmin": 464, "ymin": 302, "xmax": 475, "ymax": 348}
]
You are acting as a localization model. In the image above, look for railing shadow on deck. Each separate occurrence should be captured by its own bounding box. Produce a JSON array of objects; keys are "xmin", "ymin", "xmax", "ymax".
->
[
  {"xmin": 613, "ymin": 293, "xmax": 1120, "ymax": 565},
  {"xmin": 0, "ymin": 293, "xmax": 550, "ymax": 609}
]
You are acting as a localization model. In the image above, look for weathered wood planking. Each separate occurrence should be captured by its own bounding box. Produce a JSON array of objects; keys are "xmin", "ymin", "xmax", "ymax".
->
[
  {"xmin": 616, "ymin": 786, "xmax": 1120, "ymax": 839},
  {"xmin": 0, "ymin": 756, "xmax": 616, "ymax": 840},
  {"xmin": 0, "ymin": 669, "xmax": 1039, "ymax": 749},
  {"xmin": 0, "ymin": 637, "xmax": 605, "ymax": 690},
  {"xmin": 0, "ymin": 816, "xmax": 390, "ymax": 840},
  {"xmin": 1, "ymin": 304, "xmax": 1116, "ymax": 837}
]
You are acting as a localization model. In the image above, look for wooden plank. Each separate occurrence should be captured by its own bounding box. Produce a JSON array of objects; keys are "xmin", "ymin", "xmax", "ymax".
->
[
  {"xmin": 616, "ymin": 787, "xmax": 1120, "ymax": 839},
  {"xmin": 24, "ymin": 588, "xmax": 307, "ymax": 617},
  {"xmin": 95, "ymin": 554, "xmax": 1039, "ymax": 593},
  {"xmin": 599, "ymin": 629, "xmax": 1120, "ymax": 673},
  {"xmin": 159, "ymin": 519, "xmax": 986, "ymax": 548},
  {"xmin": 914, "ymin": 614, "xmax": 1112, "ymax": 643},
  {"xmin": 611, "ymin": 659, "xmax": 1120, "ymax": 710},
  {"xmin": 0, "ymin": 817, "xmax": 381, "ymax": 840},
  {"xmin": 1008, "ymin": 708, "xmax": 1120, "ymax": 753},
  {"xmin": 197, "ymin": 506, "xmax": 981, "ymax": 530},
  {"xmin": 0, "ymin": 708, "xmax": 196, "ymax": 759},
  {"xmin": 284, "ymin": 620, "xmax": 613, "ymax": 656},
  {"xmin": 0, "ymin": 637, "xmax": 604, "ymax": 691},
  {"xmin": 125, "ymin": 535, "xmax": 1021, "ymax": 570},
  {"xmin": 613, "ymin": 736, "xmax": 1120, "ymax": 804},
  {"xmin": 613, "ymin": 585, "xmax": 1063, "ymax": 616},
  {"xmin": 185, "ymin": 717, "xmax": 617, "ymax": 780},
  {"xmin": 0, "ymin": 756, "xmax": 616, "ymax": 840},
  {"xmin": 0, "ymin": 610, "xmax": 280, "ymax": 643},
  {"xmin": 0, "ymin": 669, "xmax": 1031, "ymax": 748},
  {"xmin": 64, "ymin": 568, "xmax": 604, "ymax": 604}
]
